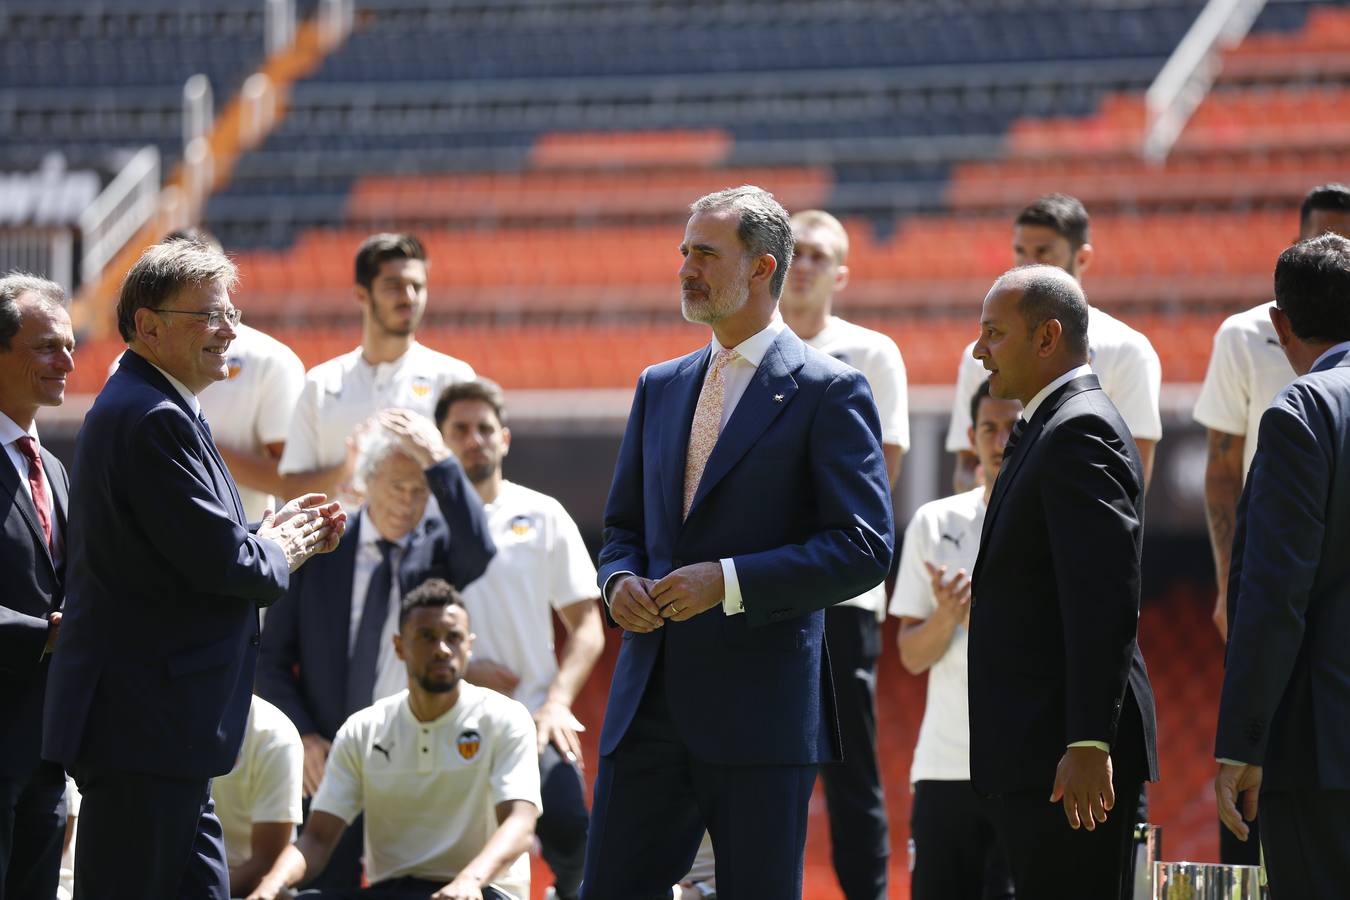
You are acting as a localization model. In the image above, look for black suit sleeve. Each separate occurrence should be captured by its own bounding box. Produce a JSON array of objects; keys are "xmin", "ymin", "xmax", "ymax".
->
[
  {"xmin": 1216, "ymin": 398, "xmax": 1328, "ymax": 763},
  {"xmin": 1040, "ymin": 414, "xmax": 1143, "ymax": 746},
  {"xmin": 426, "ymin": 456, "xmax": 496, "ymax": 589},
  {"xmin": 0, "ymin": 607, "xmax": 49, "ymax": 670},
  {"xmin": 256, "ymin": 567, "xmax": 320, "ymax": 736}
]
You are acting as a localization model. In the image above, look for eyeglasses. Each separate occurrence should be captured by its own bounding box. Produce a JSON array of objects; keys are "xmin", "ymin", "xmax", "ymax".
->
[{"xmin": 155, "ymin": 307, "xmax": 243, "ymax": 330}]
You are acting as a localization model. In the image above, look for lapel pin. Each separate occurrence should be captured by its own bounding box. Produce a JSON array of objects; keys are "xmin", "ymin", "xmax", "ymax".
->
[{"xmin": 773, "ymin": 393, "xmax": 784, "ymax": 403}]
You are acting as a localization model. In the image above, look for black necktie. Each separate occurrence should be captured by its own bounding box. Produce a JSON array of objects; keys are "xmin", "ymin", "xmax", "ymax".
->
[
  {"xmin": 1003, "ymin": 418, "xmax": 1027, "ymax": 461},
  {"xmin": 197, "ymin": 411, "xmax": 213, "ymax": 442},
  {"xmin": 348, "ymin": 539, "xmax": 397, "ymax": 713}
]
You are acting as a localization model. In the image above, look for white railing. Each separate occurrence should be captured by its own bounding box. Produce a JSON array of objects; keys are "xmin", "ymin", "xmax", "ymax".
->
[
  {"xmin": 1143, "ymin": 0, "xmax": 1269, "ymax": 163},
  {"xmin": 319, "ymin": 0, "xmax": 355, "ymax": 50},
  {"xmin": 265, "ymin": 0, "xmax": 297, "ymax": 57},
  {"xmin": 240, "ymin": 73, "xmax": 278, "ymax": 150},
  {"xmin": 0, "ymin": 228, "xmax": 75, "ymax": 293},
  {"xmin": 77, "ymin": 146, "xmax": 161, "ymax": 287}
]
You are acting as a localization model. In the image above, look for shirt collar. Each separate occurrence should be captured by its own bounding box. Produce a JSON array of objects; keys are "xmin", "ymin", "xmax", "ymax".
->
[
  {"xmin": 1022, "ymin": 363, "xmax": 1093, "ymax": 423},
  {"xmin": 0, "ymin": 409, "xmax": 36, "ymax": 447},
  {"xmin": 1311, "ymin": 340, "xmax": 1350, "ymax": 371},
  {"xmin": 148, "ymin": 362, "xmax": 201, "ymax": 416},
  {"xmin": 711, "ymin": 315, "xmax": 786, "ymax": 368}
]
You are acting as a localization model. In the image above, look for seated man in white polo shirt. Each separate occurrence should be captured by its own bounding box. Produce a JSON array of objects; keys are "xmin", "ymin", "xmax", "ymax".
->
[{"xmin": 246, "ymin": 578, "xmax": 542, "ymax": 900}]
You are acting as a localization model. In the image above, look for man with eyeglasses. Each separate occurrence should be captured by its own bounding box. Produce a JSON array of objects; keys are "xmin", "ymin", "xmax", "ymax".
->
[{"xmin": 43, "ymin": 238, "xmax": 348, "ymax": 899}]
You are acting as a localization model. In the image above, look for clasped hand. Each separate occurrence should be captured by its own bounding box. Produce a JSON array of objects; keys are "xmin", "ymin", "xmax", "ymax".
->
[
  {"xmin": 609, "ymin": 563, "xmax": 724, "ymax": 633},
  {"xmin": 259, "ymin": 493, "xmax": 347, "ymax": 571}
]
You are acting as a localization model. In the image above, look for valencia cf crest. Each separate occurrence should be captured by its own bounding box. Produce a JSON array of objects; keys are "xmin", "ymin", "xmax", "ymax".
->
[
  {"xmin": 226, "ymin": 356, "xmax": 243, "ymax": 379},
  {"xmin": 411, "ymin": 375, "xmax": 433, "ymax": 398},
  {"xmin": 509, "ymin": 514, "xmax": 535, "ymax": 537},
  {"xmin": 457, "ymin": 730, "xmax": 482, "ymax": 761}
]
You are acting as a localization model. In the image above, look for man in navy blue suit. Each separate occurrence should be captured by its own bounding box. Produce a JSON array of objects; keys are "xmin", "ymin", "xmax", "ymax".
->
[
  {"xmin": 0, "ymin": 274, "xmax": 74, "ymax": 900},
  {"xmin": 256, "ymin": 408, "xmax": 494, "ymax": 888},
  {"xmin": 1215, "ymin": 233, "xmax": 1350, "ymax": 896},
  {"xmin": 42, "ymin": 238, "xmax": 346, "ymax": 900},
  {"xmin": 580, "ymin": 186, "xmax": 895, "ymax": 899}
]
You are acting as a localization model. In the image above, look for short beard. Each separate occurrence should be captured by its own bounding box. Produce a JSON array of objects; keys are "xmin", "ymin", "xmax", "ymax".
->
[
  {"xmin": 369, "ymin": 301, "xmax": 419, "ymax": 337},
  {"xmin": 681, "ymin": 262, "xmax": 750, "ymax": 325},
  {"xmin": 416, "ymin": 673, "xmax": 458, "ymax": 694}
]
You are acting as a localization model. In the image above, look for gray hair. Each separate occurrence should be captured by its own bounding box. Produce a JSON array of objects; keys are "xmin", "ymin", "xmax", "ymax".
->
[
  {"xmin": 690, "ymin": 185, "xmax": 794, "ymax": 299},
  {"xmin": 116, "ymin": 238, "xmax": 238, "ymax": 342},
  {"xmin": 994, "ymin": 264, "xmax": 1091, "ymax": 358},
  {"xmin": 0, "ymin": 272, "xmax": 67, "ymax": 351},
  {"xmin": 356, "ymin": 426, "xmax": 416, "ymax": 487}
]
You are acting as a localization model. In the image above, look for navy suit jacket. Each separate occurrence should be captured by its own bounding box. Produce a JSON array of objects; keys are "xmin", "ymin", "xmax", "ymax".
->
[
  {"xmin": 596, "ymin": 328, "xmax": 894, "ymax": 767},
  {"xmin": 256, "ymin": 457, "xmax": 495, "ymax": 740},
  {"xmin": 1217, "ymin": 349, "xmax": 1350, "ymax": 789},
  {"xmin": 42, "ymin": 350, "xmax": 291, "ymax": 780},
  {"xmin": 969, "ymin": 375, "xmax": 1159, "ymax": 794},
  {"xmin": 0, "ymin": 441, "xmax": 68, "ymax": 777}
]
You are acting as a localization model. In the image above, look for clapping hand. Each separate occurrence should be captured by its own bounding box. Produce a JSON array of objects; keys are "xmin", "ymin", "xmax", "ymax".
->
[{"xmin": 259, "ymin": 494, "xmax": 347, "ymax": 571}]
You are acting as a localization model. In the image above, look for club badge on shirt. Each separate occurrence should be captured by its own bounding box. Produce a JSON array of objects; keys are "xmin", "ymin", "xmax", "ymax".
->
[
  {"xmin": 226, "ymin": 356, "xmax": 244, "ymax": 379},
  {"xmin": 508, "ymin": 514, "xmax": 535, "ymax": 538},
  {"xmin": 457, "ymin": 730, "xmax": 482, "ymax": 761},
  {"xmin": 411, "ymin": 375, "xmax": 433, "ymax": 398}
]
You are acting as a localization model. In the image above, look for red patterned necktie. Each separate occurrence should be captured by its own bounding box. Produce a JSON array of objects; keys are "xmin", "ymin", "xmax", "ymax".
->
[{"xmin": 15, "ymin": 436, "xmax": 52, "ymax": 548}]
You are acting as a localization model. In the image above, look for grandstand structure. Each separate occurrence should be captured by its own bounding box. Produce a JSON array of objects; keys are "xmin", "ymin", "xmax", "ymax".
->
[{"xmin": 4, "ymin": 0, "xmax": 1349, "ymax": 895}]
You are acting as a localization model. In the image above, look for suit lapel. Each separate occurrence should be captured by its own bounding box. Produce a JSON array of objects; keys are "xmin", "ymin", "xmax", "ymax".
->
[
  {"xmin": 0, "ymin": 455, "xmax": 54, "ymax": 575},
  {"xmin": 685, "ymin": 331, "xmax": 802, "ymax": 520},
  {"xmin": 659, "ymin": 348, "xmax": 711, "ymax": 534}
]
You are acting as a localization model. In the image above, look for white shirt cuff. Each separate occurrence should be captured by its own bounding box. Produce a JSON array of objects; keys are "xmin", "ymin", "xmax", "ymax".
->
[
  {"xmin": 1068, "ymin": 740, "xmax": 1111, "ymax": 753},
  {"xmin": 1216, "ymin": 758, "xmax": 1250, "ymax": 767},
  {"xmin": 602, "ymin": 571, "xmax": 634, "ymax": 607},
  {"xmin": 720, "ymin": 558, "xmax": 743, "ymax": 616}
]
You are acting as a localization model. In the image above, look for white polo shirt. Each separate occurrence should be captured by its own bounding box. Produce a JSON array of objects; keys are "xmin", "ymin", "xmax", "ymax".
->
[
  {"xmin": 1193, "ymin": 301, "xmax": 1295, "ymax": 476},
  {"xmin": 946, "ymin": 305, "xmax": 1163, "ymax": 452},
  {"xmin": 889, "ymin": 487, "xmax": 985, "ymax": 783},
  {"xmin": 462, "ymin": 480, "xmax": 599, "ymax": 713},
  {"xmin": 312, "ymin": 684, "xmax": 540, "ymax": 899},
  {"xmin": 279, "ymin": 342, "xmax": 474, "ymax": 508},
  {"xmin": 197, "ymin": 323, "xmax": 307, "ymax": 522},
  {"xmin": 802, "ymin": 315, "xmax": 909, "ymax": 619},
  {"xmin": 211, "ymin": 695, "xmax": 304, "ymax": 868}
]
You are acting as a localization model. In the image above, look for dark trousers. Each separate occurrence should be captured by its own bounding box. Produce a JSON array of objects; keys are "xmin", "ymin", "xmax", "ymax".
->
[
  {"xmin": 298, "ymin": 876, "xmax": 511, "ymax": 899},
  {"xmin": 538, "ymin": 743, "xmax": 588, "ymax": 900},
  {"xmin": 909, "ymin": 781, "xmax": 1012, "ymax": 900},
  {"xmin": 0, "ymin": 760, "xmax": 66, "ymax": 900},
  {"xmin": 818, "ymin": 606, "xmax": 889, "ymax": 900},
  {"xmin": 302, "ymin": 796, "xmax": 364, "ymax": 890},
  {"xmin": 1259, "ymin": 788, "xmax": 1350, "ymax": 899},
  {"xmin": 581, "ymin": 654, "xmax": 817, "ymax": 900},
  {"xmin": 72, "ymin": 766, "xmax": 227, "ymax": 900},
  {"xmin": 1219, "ymin": 810, "xmax": 1261, "ymax": 865},
  {"xmin": 980, "ymin": 779, "xmax": 1142, "ymax": 900}
]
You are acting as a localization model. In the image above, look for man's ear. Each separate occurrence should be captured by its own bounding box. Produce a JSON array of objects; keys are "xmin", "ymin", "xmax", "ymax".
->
[
  {"xmin": 354, "ymin": 284, "xmax": 371, "ymax": 310},
  {"xmin": 134, "ymin": 307, "xmax": 161, "ymax": 345},
  {"xmin": 500, "ymin": 426, "xmax": 512, "ymax": 458},
  {"xmin": 1074, "ymin": 242, "xmax": 1094, "ymax": 278},
  {"xmin": 393, "ymin": 631, "xmax": 406, "ymax": 662},
  {"xmin": 1036, "ymin": 318, "xmax": 1064, "ymax": 358},
  {"xmin": 750, "ymin": 253, "xmax": 778, "ymax": 291},
  {"xmin": 1269, "ymin": 305, "xmax": 1293, "ymax": 347},
  {"xmin": 833, "ymin": 263, "xmax": 850, "ymax": 293}
]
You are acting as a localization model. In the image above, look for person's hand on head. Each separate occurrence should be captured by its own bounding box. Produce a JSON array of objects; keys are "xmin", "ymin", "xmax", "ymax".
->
[{"xmin": 378, "ymin": 408, "xmax": 452, "ymax": 468}]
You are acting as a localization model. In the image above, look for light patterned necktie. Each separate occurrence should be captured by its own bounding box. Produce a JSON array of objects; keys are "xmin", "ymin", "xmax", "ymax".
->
[{"xmin": 683, "ymin": 348, "xmax": 738, "ymax": 520}]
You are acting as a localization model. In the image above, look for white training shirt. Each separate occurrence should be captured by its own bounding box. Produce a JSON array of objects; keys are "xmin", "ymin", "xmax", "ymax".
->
[
  {"xmin": 945, "ymin": 305, "xmax": 1163, "ymax": 452},
  {"xmin": 279, "ymin": 342, "xmax": 474, "ymax": 509},
  {"xmin": 312, "ymin": 684, "xmax": 541, "ymax": 899},
  {"xmin": 1192, "ymin": 302, "xmax": 1295, "ymax": 477},
  {"xmin": 461, "ymin": 480, "xmax": 599, "ymax": 714},
  {"xmin": 802, "ymin": 315, "xmax": 909, "ymax": 619},
  {"xmin": 889, "ymin": 487, "xmax": 986, "ymax": 783},
  {"xmin": 210, "ymin": 695, "xmax": 304, "ymax": 869},
  {"xmin": 197, "ymin": 323, "xmax": 306, "ymax": 522}
]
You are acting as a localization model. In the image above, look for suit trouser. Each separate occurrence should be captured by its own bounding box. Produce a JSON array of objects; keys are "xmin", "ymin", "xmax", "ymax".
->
[
  {"xmin": 537, "ymin": 744, "xmax": 588, "ymax": 900},
  {"xmin": 297, "ymin": 877, "xmax": 511, "ymax": 899},
  {"xmin": 72, "ymin": 766, "xmax": 227, "ymax": 900},
  {"xmin": 979, "ymin": 779, "xmax": 1142, "ymax": 900},
  {"xmin": 1259, "ymin": 788, "xmax": 1350, "ymax": 899},
  {"xmin": 818, "ymin": 606, "xmax": 889, "ymax": 900},
  {"xmin": 1219, "ymin": 811, "xmax": 1261, "ymax": 865},
  {"xmin": 580, "ymin": 652, "xmax": 817, "ymax": 900},
  {"xmin": 0, "ymin": 760, "xmax": 66, "ymax": 900},
  {"xmin": 909, "ymin": 780, "xmax": 1012, "ymax": 900}
]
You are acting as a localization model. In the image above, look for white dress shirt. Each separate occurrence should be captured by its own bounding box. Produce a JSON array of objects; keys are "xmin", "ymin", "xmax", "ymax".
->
[{"xmin": 349, "ymin": 513, "xmax": 412, "ymax": 706}]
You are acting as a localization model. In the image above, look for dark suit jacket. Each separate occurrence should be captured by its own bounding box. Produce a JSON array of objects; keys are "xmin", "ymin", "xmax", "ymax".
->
[
  {"xmin": 969, "ymin": 374, "xmax": 1159, "ymax": 795},
  {"xmin": 596, "ymin": 329, "xmax": 894, "ymax": 767},
  {"xmin": 256, "ymin": 457, "xmax": 495, "ymax": 740},
  {"xmin": 0, "ymin": 441, "xmax": 68, "ymax": 776},
  {"xmin": 42, "ymin": 350, "xmax": 291, "ymax": 780},
  {"xmin": 1217, "ymin": 349, "xmax": 1350, "ymax": 790}
]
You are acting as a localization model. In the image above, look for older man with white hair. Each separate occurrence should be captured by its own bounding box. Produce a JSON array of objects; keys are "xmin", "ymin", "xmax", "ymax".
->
[{"xmin": 257, "ymin": 414, "xmax": 495, "ymax": 889}]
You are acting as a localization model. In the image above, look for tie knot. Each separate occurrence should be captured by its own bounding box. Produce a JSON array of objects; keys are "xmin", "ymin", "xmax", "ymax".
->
[
  {"xmin": 710, "ymin": 348, "xmax": 737, "ymax": 375},
  {"xmin": 15, "ymin": 435, "xmax": 39, "ymax": 462},
  {"xmin": 376, "ymin": 538, "xmax": 398, "ymax": 562}
]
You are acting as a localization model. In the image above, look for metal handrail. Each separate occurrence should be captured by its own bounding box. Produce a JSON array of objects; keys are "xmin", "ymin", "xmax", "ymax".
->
[{"xmin": 76, "ymin": 146, "xmax": 161, "ymax": 288}]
